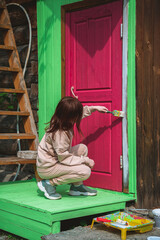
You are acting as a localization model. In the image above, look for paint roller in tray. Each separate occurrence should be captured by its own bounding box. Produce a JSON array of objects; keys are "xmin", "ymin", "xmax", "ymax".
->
[{"xmin": 107, "ymin": 110, "xmax": 125, "ymax": 117}]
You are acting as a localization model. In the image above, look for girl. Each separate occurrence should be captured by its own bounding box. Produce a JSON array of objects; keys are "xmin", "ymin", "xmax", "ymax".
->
[{"xmin": 37, "ymin": 96, "xmax": 108, "ymax": 200}]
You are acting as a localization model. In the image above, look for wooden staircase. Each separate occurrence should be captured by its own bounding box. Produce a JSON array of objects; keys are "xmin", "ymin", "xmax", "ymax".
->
[{"xmin": 0, "ymin": 0, "xmax": 39, "ymax": 166}]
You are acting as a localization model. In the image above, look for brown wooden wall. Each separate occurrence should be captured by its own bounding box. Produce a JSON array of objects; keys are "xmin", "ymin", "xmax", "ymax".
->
[{"xmin": 136, "ymin": 0, "xmax": 160, "ymax": 208}]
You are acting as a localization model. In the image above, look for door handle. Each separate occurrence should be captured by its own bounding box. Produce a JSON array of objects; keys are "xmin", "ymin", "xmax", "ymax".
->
[{"xmin": 71, "ymin": 86, "xmax": 78, "ymax": 99}]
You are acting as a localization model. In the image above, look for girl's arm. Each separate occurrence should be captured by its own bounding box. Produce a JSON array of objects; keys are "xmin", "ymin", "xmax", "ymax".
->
[{"xmin": 82, "ymin": 105, "xmax": 108, "ymax": 119}]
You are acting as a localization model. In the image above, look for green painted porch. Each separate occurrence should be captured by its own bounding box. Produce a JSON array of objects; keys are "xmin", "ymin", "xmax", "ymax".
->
[{"xmin": 0, "ymin": 179, "xmax": 135, "ymax": 240}]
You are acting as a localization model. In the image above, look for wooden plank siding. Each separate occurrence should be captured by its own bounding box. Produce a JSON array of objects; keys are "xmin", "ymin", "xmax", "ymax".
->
[{"xmin": 136, "ymin": 0, "xmax": 160, "ymax": 208}]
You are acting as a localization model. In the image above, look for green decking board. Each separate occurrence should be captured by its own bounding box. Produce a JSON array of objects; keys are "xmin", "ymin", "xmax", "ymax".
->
[{"xmin": 0, "ymin": 179, "xmax": 135, "ymax": 240}]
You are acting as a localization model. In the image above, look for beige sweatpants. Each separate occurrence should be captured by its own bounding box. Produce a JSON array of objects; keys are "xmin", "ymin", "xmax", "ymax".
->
[{"xmin": 37, "ymin": 144, "xmax": 91, "ymax": 186}]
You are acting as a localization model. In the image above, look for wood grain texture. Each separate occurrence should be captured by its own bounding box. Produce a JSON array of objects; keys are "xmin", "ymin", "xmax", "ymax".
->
[
  {"xmin": 0, "ymin": 111, "xmax": 30, "ymax": 116},
  {"xmin": 0, "ymin": 66, "xmax": 20, "ymax": 72},
  {"xmin": 0, "ymin": 88, "xmax": 25, "ymax": 93},
  {"xmin": 0, "ymin": 156, "xmax": 36, "ymax": 165},
  {"xmin": 0, "ymin": 179, "xmax": 134, "ymax": 239},
  {"xmin": 136, "ymin": 0, "xmax": 160, "ymax": 208},
  {"xmin": 0, "ymin": 45, "xmax": 15, "ymax": 50},
  {"xmin": 0, "ymin": 133, "xmax": 36, "ymax": 139}
]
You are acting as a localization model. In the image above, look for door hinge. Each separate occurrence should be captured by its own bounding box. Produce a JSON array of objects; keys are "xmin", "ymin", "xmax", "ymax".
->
[
  {"xmin": 120, "ymin": 23, "xmax": 123, "ymax": 38},
  {"xmin": 120, "ymin": 155, "xmax": 123, "ymax": 169}
]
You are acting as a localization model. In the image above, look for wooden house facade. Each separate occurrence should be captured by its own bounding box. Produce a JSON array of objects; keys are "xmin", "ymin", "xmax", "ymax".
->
[
  {"xmin": 36, "ymin": 0, "xmax": 160, "ymax": 209},
  {"xmin": 1, "ymin": 0, "xmax": 160, "ymax": 209},
  {"xmin": 0, "ymin": 0, "xmax": 160, "ymax": 238}
]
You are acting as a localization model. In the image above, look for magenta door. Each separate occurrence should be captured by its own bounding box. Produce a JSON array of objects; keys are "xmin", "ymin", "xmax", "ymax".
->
[{"xmin": 65, "ymin": 1, "xmax": 123, "ymax": 191}]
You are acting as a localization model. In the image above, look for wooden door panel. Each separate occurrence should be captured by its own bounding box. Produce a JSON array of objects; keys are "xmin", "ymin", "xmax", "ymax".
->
[
  {"xmin": 75, "ymin": 16, "xmax": 111, "ymax": 90},
  {"xmin": 65, "ymin": 0, "xmax": 123, "ymax": 191},
  {"xmin": 74, "ymin": 103, "xmax": 112, "ymax": 174}
]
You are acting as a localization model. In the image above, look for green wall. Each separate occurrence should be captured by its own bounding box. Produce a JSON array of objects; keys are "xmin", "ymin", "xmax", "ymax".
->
[
  {"xmin": 37, "ymin": 0, "xmax": 136, "ymax": 195},
  {"xmin": 128, "ymin": 0, "xmax": 136, "ymax": 195},
  {"xmin": 37, "ymin": 0, "xmax": 82, "ymax": 140}
]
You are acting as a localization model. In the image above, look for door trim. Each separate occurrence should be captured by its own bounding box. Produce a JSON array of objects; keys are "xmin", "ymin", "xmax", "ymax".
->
[{"xmin": 122, "ymin": 0, "xmax": 129, "ymax": 192}]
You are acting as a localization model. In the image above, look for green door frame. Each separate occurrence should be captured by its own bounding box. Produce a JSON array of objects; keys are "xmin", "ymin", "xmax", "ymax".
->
[{"xmin": 37, "ymin": 0, "xmax": 136, "ymax": 196}]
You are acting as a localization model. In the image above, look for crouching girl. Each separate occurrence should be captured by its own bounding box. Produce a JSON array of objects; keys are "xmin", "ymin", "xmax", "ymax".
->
[{"xmin": 37, "ymin": 96, "xmax": 108, "ymax": 199}]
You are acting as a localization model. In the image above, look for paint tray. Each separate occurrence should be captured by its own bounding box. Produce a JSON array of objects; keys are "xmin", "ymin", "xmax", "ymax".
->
[{"xmin": 91, "ymin": 211, "xmax": 154, "ymax": 240}]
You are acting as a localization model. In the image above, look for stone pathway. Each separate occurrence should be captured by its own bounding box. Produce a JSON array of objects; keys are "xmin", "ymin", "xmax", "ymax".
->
[{"xmin": 42, "ymin": 225, "xmax": 160, "ymax": 240}]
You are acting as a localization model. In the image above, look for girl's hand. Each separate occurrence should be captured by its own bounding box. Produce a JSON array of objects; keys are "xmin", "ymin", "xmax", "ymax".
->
[
  {"xmin": 95, "ymin": 106, "xmax": 108, "ymax": 113},
  {"xmin": 87, "ymin": 159, "xmax": 95, "ymax": 169}
]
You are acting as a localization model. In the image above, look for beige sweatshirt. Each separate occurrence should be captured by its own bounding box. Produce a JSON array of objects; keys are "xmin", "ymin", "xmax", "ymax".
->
[{"xmin": 36, "ymin": 106, "xmax": 94, "ymax": 171}]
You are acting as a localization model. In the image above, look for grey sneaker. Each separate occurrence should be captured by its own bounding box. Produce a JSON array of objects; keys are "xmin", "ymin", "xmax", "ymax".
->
[
  {"xmin": 69, "ymin": 184, "xmax": 97, "ymax": 196},
  {"xmin": 37, "ymin": 180, "xmax": 61, "ymax": 200}
]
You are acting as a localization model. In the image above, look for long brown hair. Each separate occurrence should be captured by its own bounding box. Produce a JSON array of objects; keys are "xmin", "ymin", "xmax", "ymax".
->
[{"xmin": 46, "ymin": 96, "xmax": 83, "ymax": 137}]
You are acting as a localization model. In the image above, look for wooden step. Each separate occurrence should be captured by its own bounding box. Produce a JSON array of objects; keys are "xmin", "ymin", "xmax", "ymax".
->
[
  {"xmin": 0, "ymin": 24, "xmax": 10, "ymax": 30},
  {"xmin": 0, "ymin": 66, "xmax": 20, "ymax": 72},
  {"xmin": 0, "ymin": 4, "xmax": 5, "ymax": 8},
  {"xmin": 0, "ymin": 156, "xmax": 36, "ymax": 165},
  {"xmin": 0, "ymin": 88, "xmax": 25, "ymax": 93},
  {"xmin": 0, "ymin": 45, "xmax": 15, "ymax": 51},
  {"xmin": 0, "ymin": 111, "xmax": 30, "ymax": 116},
  {"xmin": 0, "ymin": 133, "xmax": 36, "ymax": 140},
  {"xmin": 0, "ymin": 2, "xmax": 5, "ymax": 9},
  {"xmin": 0, "ymin": 6, "xmax": 5, "ymax": 10}
]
